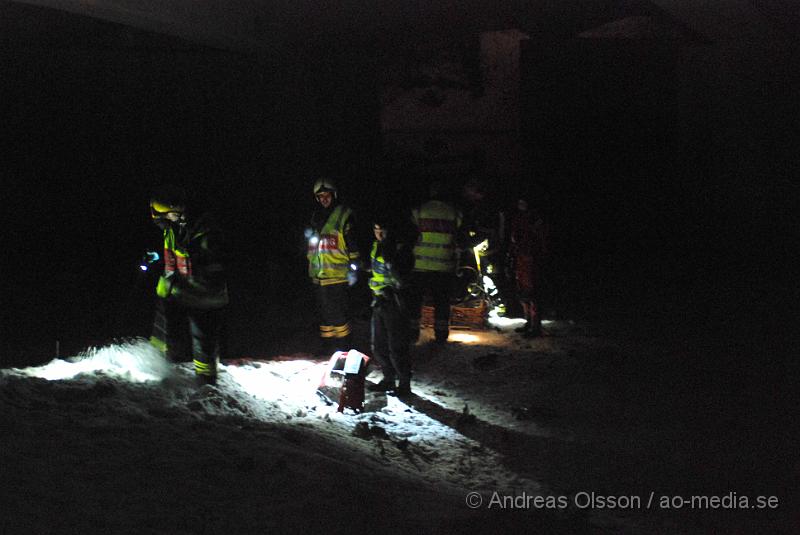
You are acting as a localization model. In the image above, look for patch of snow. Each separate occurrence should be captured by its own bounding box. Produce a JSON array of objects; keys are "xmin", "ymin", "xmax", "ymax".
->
[
  {"xmin": 0, "ymin": 322, "xmax": 790, "ymax": 533},
  {"xmin": 10, "ymin": 339, "xmax": 172, "ymax": 382}
]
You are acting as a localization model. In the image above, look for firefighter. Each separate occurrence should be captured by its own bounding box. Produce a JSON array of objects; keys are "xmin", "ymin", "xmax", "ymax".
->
[
  {"xmin": 508, "ymin": 197, "xmax": 548, "ymax": 337},
  {"xmin": 461, "ymin": 176, "xmax": 505, "ymax": 279},
  {"xmin": 408, "ymin": 181, "xmax": 463, "ymax": 344},
  {"xmin": 148, "ymin": 185, "xmax": 229, "ymax": 385},
  {"xmin": 306, "ymin": 179, "xmax": 360, "ymax": 354},
  {"xmin": 367, "ymin": 216, "xmax": 415, "ymax": 396}
]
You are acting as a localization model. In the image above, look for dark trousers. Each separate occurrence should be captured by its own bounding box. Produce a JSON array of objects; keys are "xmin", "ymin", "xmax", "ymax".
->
[
  {"xmin": 408, "ymin": 271, "xmax": 453, "ymax": 343},
  {"xmin": 315, "ymin": 282, "xmax": 351, "ymax": 352},
  {"xmin": 152, "ymin": 298, "xmax": 224, "ymax": 377},
  {"xmin": 371, "ymin": 294, "xmax": 411, "ymax": 383}
]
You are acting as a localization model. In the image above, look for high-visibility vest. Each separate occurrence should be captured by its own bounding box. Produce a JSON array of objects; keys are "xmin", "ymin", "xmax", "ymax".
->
[
  {"xmin": 156, "ymin": 222, "xmax": 229, "ymax": 310},
  {"xmin": 369, "ymin": 240, "xmax": 396, "ymax": 296},
  {"xmin": 307, "ymin": 205, "xmax": 358, "ymax": 284},
  {"xmin": 412, "ymin": 200, "xmax": 461, "ymax": 272},
  {"xmin": 156, "ymin": 226, "xmax": 189, "ymax": 299}
]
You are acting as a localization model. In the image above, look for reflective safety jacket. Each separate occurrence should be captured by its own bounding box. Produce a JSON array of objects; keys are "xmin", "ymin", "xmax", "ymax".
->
[
  {"xmin": 369, "ymin": 241, "xmax": 399, "ymax": 296},
  {"xmin": 411, "ymin": 200, "xmax": 462, "ymax": 273},
  {"xmin": 156, "ymin": 215, "xmax": 229, "ymax": 310},
  {"xmin": 307, "ymin": 204, "xmax": 359, "ymax": 285}
]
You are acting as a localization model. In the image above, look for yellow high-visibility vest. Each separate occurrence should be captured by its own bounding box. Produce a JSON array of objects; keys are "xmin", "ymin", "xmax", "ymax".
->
[
  {"xmin": 307, "ymin": 205, "xmax": 358, "ymax": 284},
  {"xmin": 156, "ymin": 223, "xmax": 229, "ymax": 310},
  {"xmin": 412, "ymin": 200, "xmax": 461, "ymax": 272},
  {"xmin": 369, "ymin": 240, "xmax": 395, "ymax": 295}
]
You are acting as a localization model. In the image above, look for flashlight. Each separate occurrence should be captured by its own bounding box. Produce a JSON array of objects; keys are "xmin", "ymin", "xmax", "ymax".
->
[
  {"xmin": 305, "ymin": 228, "xmax": 320, "ymax": 247},
  {"xmin": 139, "ymin": 251, "xmax": 160, "ymax": 272}
]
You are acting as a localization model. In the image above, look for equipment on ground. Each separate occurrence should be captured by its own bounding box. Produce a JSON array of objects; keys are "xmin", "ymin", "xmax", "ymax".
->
[{"xmin": 317, "ymin": 350, "xmax": 370, "ymax": 412}]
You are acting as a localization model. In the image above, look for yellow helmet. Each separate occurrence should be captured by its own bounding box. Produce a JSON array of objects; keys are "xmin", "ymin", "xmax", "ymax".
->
[{"xmin": 149, "ymin": 185, "xmax": 186, "ymax": 218}]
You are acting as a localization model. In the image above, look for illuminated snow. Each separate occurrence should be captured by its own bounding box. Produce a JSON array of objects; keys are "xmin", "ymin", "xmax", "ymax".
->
[
  {"xmin": 487, "ymin": 308, "xmax": 527, "ymax": 329},
  {"xmin": 0, "ymin": 318, "xmax": 773, "ymax": 533},
  {"xmin": 222, "ymin": 359, "xmax": 327, "ymax": 406},
  {"xmin": 449, "ymin": 332, "xmax": 481, "ymax": 343},
  {"xmin": 12, "ymin": 339, "xmax": 171, "ymax": 382}
]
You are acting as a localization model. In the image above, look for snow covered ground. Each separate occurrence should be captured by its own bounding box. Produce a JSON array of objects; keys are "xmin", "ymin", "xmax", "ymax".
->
[{"xmin": 1, "ymin": 317, "xmax": 794, "ymax": 534}]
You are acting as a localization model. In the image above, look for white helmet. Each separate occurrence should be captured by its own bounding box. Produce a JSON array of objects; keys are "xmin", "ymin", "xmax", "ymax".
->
[{"xmin": 313, "ymin": 178, "xmax": 337, "ymax": 198}]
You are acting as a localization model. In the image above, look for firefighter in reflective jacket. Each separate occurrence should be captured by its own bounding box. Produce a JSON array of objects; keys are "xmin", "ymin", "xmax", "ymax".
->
[
  {"xmin": 306, "ymin": 179, "xmax": 360, "ymax": 353},
  {"xmin": 148, "ymin": 185, "xmax": 228, "ymax": 386},
  {"xmin": 408, "ymin": 181, "xmax": 463, "ymax": 344},
  {"xmin": 367, "ymin": 217, "xmax": 415, "ymax": 396}
]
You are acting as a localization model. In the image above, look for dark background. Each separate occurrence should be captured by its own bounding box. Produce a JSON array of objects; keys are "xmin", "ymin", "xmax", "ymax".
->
[{"xmin": 1, "ymin": 1, "xmax": 796, "ymax": 367}]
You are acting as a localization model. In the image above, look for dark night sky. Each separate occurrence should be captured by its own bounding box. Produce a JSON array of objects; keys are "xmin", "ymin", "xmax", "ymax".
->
[{"xmin": 1, "ymin": 1, "xmax": 797, "ymax": 365}]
